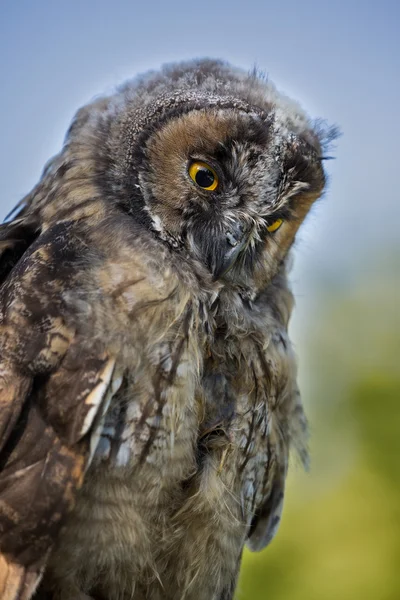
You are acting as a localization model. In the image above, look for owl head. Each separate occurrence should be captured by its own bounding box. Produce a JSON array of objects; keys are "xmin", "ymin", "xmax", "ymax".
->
[{"xmin": 11, "ymin": 59, "xmax": 335, "ymax": 292}]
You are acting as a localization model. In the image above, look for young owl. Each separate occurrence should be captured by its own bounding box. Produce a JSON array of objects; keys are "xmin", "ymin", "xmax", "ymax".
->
[{"xmin": 0, "ymin": 59, "xmax": 331, "ymax": 600}]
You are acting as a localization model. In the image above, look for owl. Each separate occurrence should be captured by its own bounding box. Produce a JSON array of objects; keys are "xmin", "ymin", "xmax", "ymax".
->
[{"xmin": 0, "ymin": 59, "xmax": 332, "ymax": 600}]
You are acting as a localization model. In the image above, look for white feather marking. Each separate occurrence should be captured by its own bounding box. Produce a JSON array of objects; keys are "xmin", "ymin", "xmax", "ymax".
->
[
  {"xmin": 87, "ymin": 362, "xmax": 124, "ymax": 466},
  {"xmin": 176, "ymin": 361, "xmax": 189, "ymax": 378},
  {"xmin": 115, "ymin": 442, "xmax": 131, "ymax": 467},
  {"xmin": 80, "ymin": 358, "xmax": 116, "ymax": 437}
]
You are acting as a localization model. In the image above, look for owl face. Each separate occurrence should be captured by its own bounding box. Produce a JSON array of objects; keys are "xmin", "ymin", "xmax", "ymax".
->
[
  {"xmin": 40, "ymin": 62, "xmax": 328, "ymax": 294},
  {"xmin": 105, "ymin": 97, "xmax": 326, "ymax": 291}
]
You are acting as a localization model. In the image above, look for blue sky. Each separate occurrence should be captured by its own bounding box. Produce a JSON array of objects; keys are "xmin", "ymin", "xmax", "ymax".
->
[{"xmin": 1, "ymin": 0, "xmax": 399, "ymax": 284}]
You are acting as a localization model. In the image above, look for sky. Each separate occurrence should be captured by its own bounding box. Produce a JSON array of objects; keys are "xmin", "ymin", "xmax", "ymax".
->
[{"xmin": 0, "ymin": 0, "xmax": 399, "ymax": 287}]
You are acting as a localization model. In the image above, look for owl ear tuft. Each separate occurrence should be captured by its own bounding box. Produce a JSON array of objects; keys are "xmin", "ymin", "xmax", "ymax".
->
[{"xmin": 312, "ymin": 119, "xmax": 341, "ymax": 156}]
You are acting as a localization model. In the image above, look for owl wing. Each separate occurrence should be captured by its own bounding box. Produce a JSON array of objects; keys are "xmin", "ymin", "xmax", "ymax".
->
[
  {"xmin": 246, "ymin": 390, "xmax": 308, "ymax": 552},
  {"xmin": 246, "ymin": 285, "xmax": 307, "ymax": 553},
  {"xmin": 0, "ymin": 219, "xmax": 122, "ymax": 600},
  {"xmin": 246, "ymin": 460, "xmax": 287, "ymax": 552}
]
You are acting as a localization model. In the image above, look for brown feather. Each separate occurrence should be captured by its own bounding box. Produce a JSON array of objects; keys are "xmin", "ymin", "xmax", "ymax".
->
[{"xmin": 0, "ymin": 58, "xmax": 333, "ymax": 600}]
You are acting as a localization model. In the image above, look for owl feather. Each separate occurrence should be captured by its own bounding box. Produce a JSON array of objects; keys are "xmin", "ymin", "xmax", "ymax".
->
[{"xmin": 0, "ymin": 59, "xmax": 332, "ymax": 600}]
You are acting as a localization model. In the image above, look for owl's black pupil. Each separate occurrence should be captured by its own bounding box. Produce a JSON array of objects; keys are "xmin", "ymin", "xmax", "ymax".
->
[{"xmin": 195, "ymin": 167, "xmax": 215, "ymax": 188}]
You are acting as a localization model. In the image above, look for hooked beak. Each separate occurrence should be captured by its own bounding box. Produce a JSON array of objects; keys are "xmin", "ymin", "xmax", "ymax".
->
[
  {"xmin": 188, "ymin": 219, "xmax": 251, "ymax": 280},
  {"xmin": 211, "ymin": 222, "xmax": 249, "ymax": 279}
]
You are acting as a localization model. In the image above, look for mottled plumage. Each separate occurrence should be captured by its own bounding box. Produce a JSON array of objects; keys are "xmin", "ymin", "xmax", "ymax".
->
[{"xmin": 0, "ymin": 59, "xmax": 331, "ymax": 600}]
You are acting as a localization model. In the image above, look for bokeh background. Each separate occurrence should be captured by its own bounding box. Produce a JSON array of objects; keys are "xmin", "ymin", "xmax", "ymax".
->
[{"xmin": 1, "ymin": 1, "xmax": 399, "ymax": 598}]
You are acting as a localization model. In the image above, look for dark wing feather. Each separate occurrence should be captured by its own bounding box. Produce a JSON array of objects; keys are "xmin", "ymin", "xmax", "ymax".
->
[
  {"xmin": 0, "ymin": 219, "xmax": 40, "ymax": 285},
  {"xmin": 246, "ymin": 463, "xmax": 287, "ymax": 552},
  {"xmin": 0, "ymin": 220, "xmax": 118, "ymax": 599}
]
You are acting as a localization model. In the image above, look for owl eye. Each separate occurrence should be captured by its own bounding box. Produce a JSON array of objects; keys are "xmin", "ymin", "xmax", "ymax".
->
[
  {"xmin": 188, "ymin": 161, "xmax": 219, "ymax": 191},
  {"xmin": 266, "ymin": 218, "xmax": 283, "ymax": 233}
]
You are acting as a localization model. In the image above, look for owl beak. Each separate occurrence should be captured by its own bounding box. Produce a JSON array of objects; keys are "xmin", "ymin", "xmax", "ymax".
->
[{"xmin": 212, "ymin": 223, "xmax": 248, "ymax": 279}]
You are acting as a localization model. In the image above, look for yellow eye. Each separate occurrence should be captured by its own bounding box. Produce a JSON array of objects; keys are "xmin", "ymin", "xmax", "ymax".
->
[
  {"xmin": 266, "ymin": 218, "xmax": 283, "ymax": 233},
  {"xmin": 188, "ymin": 161, "xmax": 219, "ymax": 191}
]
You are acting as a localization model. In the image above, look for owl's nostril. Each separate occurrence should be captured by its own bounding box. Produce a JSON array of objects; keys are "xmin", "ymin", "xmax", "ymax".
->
[{"xmin": 226, "ymin": 223, "xmax": 245, "ymax": 247}]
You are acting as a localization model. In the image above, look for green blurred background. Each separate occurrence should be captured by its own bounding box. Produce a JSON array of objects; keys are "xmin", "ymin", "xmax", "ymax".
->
[
  {"xmin": 1, "ymin": 1, "xmax": 399, "ymax": 598},
  {"xmin": 238, "ymin": 249, "xmax": 400, "ymax": 599}
]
